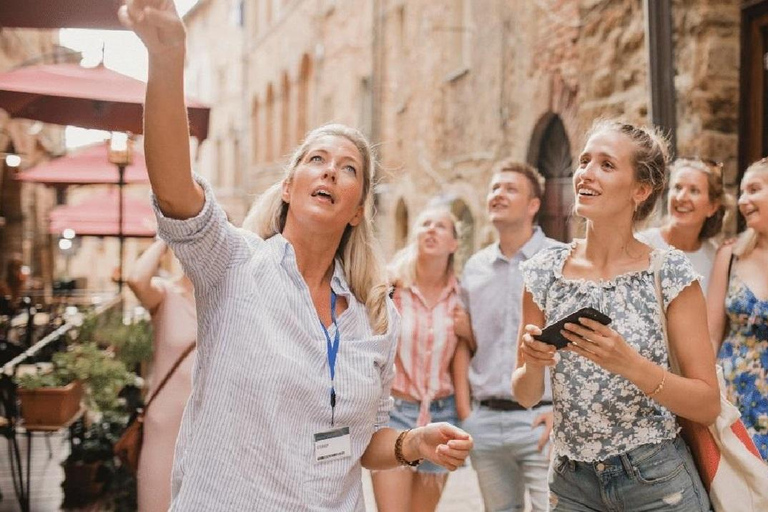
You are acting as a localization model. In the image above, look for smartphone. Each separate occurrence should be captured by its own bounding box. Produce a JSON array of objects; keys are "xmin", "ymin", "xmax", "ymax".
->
[{"xmin": 533, "ymin": 307, "xmax": 612, "ymax": 350}]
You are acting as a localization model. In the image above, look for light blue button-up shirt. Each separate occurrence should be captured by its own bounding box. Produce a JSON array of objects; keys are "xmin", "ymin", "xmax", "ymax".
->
[{"xmin": 460, "ymin": 227, "xmax": 560, "ymax": 402}]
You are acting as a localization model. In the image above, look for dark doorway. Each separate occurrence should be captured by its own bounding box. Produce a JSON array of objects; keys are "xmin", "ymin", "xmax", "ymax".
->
[
  {"xmin": 740, "ymin": 1, "xmax": 768, "ymax": 178},
  {"xmin": 527, "ymin": 113, "xmax": 574, "ymax": 242}
]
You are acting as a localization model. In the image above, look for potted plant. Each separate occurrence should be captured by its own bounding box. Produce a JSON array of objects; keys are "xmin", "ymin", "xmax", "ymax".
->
[
  {"xmin": 15, "ymin": 364, "xmax": 82, "ymax": 427},
  {"xmin": 53, "ymin": 342, "xmax": 136, "ymax": 413}
]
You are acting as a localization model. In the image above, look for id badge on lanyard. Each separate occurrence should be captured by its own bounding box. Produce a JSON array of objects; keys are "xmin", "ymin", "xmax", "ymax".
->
[{"xmin": 314, "ymin": 290, "xmax": 351, "ymax": 463}]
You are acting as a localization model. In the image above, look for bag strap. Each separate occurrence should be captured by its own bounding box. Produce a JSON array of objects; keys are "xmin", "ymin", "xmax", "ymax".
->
[
  {"xmin": 651, "ymin": 249, "xmax": 682, "ymax": 375},
  {"xmin": 144, "ymin": 341, "xmax": 196, "ymax": 412}
]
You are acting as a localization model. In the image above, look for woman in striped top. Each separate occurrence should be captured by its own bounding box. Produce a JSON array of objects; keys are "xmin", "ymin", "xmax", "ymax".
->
[
  {"xmin": 119, "ymin": 2, "xmax": 472, "ymax": 510},
  {"xmin": 372, "ymin": 206, "xmax": 465, "ymax": 512}
]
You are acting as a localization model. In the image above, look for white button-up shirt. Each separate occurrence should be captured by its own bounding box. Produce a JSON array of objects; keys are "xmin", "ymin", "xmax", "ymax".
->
[{"xmin": 154, "ymin": 176, "xmax": 399, "ymax": 511}]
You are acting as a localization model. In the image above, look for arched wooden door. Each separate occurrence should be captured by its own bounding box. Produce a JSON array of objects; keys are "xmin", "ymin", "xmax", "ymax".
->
[
  {"xmin": 740, "ymin": 1, "xmax": 768, "ymax": 175},
  {"xmin": 528, "ymin": 114, "xmax": 574, "ymax": 242}
]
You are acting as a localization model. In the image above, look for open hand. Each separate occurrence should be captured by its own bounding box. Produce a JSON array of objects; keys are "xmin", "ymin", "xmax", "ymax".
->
[
  {"xmin": 414, "ymin": 422, "xmax": 473, "ymax": 471},
  {"xmin": 118, "ymin": 0, "xmax": 186, "ymax": 56}
]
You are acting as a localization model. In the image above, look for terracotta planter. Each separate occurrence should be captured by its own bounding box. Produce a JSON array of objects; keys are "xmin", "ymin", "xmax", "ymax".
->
[{"xmin": 17, "ymin": 380, "xmax": 83, "ymax": 427}]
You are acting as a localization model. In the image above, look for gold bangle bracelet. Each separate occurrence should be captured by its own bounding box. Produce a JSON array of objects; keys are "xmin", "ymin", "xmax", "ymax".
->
[{"xmin": 647, "ymin": 369, "xmax": 667, "ymax": 398}]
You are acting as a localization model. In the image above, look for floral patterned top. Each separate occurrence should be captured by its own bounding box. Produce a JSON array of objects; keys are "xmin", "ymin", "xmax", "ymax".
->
[
  {"xmin": 718, "ymin": 268, "xmax": 768, "ymax": 461},
  {"xmin": 520, "ymin": 243, "xmax": 699, "ymax": 461}
]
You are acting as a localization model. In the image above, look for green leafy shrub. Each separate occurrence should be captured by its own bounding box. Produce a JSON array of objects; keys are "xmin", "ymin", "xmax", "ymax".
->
[
  {"xmin": 54, "ymin": 343, "xmax": 135, "ymax": 413},
  {"xmin": 16, "ymin": 369, "xmax": 75, "ymax": 390},
  {"xmin": 78, "ymin": 310, "xmax": 153, "ymax": 369}
]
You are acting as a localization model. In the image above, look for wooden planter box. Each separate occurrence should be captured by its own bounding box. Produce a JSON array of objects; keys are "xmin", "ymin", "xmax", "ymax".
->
[{"xmin": 17, "ymin": 380, "xmax": 83, "ymax": 427}]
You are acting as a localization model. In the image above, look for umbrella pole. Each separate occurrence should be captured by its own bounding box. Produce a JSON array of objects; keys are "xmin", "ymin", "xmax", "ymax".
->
[{"xmin": 118, "ymin": 164, "xmax": 125, "ymax": 294}]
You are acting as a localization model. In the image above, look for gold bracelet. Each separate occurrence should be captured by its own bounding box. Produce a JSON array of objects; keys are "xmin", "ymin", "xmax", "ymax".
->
[
  {"xmin": 395, "ymin": 429, "xmax": 422, "ymax": 467},
  {"xmin": 647, "ymin": 369, "xmax": 667, "ymax": 398}
]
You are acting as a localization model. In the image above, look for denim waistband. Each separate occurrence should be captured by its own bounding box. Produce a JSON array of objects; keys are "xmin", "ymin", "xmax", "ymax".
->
[{"xmin": 557, "ymin": 437, "xmax": 681, "ymax": 474}]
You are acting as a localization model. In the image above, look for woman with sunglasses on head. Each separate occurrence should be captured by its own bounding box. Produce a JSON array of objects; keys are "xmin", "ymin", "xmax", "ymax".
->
[
  {"xmin": 639, "ymin": 158, "xmax": 727, "ymax": 295},
  {"xmin": 372, "ymin": 205, "xmax": 465, "ymax": 512},
  {"xmin": 118, "ymin": 2, "xmax": 472, "ymax": 510},
  {"xmin": 708, "ymin": 158, "xmax": 768, "ymax": 462},
  {"xmin": 513, "ymin": 120, "xmax": 719, "ymax": 510}
]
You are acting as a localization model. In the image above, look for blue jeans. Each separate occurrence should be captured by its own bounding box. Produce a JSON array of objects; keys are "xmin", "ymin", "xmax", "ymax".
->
[
  {"xmin": 388, "ymin": 395, "xmax": 459, "ymax": 474},
  {"xmin": 550, "ymin": 436, "xmax": 711, "ymax": 511},
  {"xmin": 461, "ymin": 404, "xmax": 551, "ymax": 511}
]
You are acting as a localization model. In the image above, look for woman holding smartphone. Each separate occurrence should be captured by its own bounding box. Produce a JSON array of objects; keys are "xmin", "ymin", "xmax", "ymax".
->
[{"xmin": 512, "ymin": 120, "xmax": 719, "ymax": 511}]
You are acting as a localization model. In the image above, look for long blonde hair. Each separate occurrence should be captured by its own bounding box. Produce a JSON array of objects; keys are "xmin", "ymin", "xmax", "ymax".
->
[
  {"xmin": 733, "ymin": 158, "xmax": 768, "ymax": 258},
  {"xmin": 388, "ymin": 206, "xmax": 459, "ymax": 289},
  {"xmin": 242, "ymin": 124, "xmax": 390, "ymax": 334}
]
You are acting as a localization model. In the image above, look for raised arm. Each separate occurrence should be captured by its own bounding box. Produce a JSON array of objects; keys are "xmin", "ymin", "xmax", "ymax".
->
[
  {"xmin": 126, "ymin": 239, "xmax": 168, "ymax": 312},
  {"xmin": 119, "ymin": 0, "xmax": 204, "ymax": 219},
  {"xmin": 707, "ymin": 244, "xmax": 732, "ymax": 354}
]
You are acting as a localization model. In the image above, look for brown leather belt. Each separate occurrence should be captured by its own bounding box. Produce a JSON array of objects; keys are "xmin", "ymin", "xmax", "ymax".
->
[{"xmin": 478, "ymin": 398, "xmax": 553, "ymax": 412}]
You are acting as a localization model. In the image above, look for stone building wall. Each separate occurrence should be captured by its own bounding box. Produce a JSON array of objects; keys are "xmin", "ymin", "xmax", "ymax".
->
[
  {"xmin": 183, "ymin": 0, "xmax": 747, "ymax": 263},
  {"xmin": 185, "ymin": 0, "xmax": 249, "ymax": 222},
  {"xmin": 672, "ymin": 0, "xmax": 741, "ymax": 187}
]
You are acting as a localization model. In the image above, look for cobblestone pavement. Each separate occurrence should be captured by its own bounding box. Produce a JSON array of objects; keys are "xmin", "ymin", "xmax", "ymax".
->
[{"xmin": 362, "ymin": 463, "xmax": 485, "ymax": 511}]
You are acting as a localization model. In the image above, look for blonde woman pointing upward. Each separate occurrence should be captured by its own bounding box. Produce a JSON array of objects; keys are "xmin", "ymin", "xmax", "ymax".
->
[{"xmin": 118, "ymin": 2, "xmax": 472, "ymax": 510}]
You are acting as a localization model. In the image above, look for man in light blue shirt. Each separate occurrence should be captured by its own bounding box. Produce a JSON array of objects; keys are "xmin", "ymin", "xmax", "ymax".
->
[{"xmin": 454, "ymin": 160, "xmax": 561, "ymax": 511}]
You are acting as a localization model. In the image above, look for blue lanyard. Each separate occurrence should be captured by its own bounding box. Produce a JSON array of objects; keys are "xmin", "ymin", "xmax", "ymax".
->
[{"xmin": 320, "ymin": 291, "xmax": 340, "ymax": 425}]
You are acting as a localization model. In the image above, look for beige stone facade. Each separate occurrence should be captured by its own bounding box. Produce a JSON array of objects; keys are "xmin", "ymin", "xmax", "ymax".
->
[
  {"xmin": 184, "ymin": 0, "xmax": 249, "ymax": 221},
  {"xmin": 184, "ymin": 0, "xmax": 755, "ymax": 266}
]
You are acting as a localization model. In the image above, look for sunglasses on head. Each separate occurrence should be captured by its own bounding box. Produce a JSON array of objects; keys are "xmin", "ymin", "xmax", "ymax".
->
[{"xmin": 675, "ymin": 156, "xmax": 724, "ymax": 176}]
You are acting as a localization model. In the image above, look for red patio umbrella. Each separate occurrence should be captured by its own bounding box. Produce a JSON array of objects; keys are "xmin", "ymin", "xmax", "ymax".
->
[
  {"xmin": 0, "ymin": 0, "xmax": 124, "ymax": 29},
  {"xmin": 16, "ymin": 142, "xmax": 149, "ymax": 185},
  {"xmin": 49, "ymin": 191, "xmax": 156, "ymax": 238},
  {"xmin": 0, "ymin": 63, "xmax": 210, "ymax": 140}
]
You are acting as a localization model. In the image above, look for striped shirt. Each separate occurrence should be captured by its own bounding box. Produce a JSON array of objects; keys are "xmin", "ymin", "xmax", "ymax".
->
[
  {"xmin": 391, "ymin": 278, "xmax": 461, "ymax": 426},
  {"xmin": 153, "ymin": 176, "xmax": 399, "ymax": 511}
]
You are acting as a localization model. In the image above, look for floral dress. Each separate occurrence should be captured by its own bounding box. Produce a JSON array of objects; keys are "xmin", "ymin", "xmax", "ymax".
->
[
  {"xmin": 717, "ymin": 267, "xmax": 768, "ymax": 461},
  {"xmin": 520, "ymin": 243, "xmax": 698, "ymax": 462}
]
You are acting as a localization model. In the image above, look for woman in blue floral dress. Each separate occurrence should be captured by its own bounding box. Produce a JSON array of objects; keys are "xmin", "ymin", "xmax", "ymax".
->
[
  {"xmin": 512, "ymin": 120, "xmax": 720, "ymax": 511},
  {"xmin": 708, "ymin": 158, "xmax": 768, "ymax": 462}
]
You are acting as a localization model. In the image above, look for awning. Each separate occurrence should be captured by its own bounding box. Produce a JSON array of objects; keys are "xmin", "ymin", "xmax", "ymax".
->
[
  {"xmin": 17, "ymin": 142, "xmax": 149, "ymax": 185},
  {"xmin": 0, "ymin": 0, "xmax": 124, "ymax": 29},
  {"xmin": 49, "ymin": 191, "xmax": 156, "ymax": 238},
  {"xmin": 0, "ymin": 63, "xmax": 210, "ymax": 140}
]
